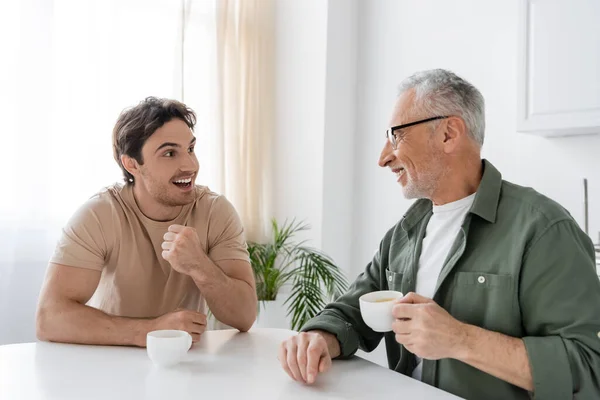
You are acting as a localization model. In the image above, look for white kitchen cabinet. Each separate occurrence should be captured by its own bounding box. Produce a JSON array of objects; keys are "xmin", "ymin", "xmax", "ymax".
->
[{"xmin": 517, "ymin": 0, "xmax": 600, "ymax": 136}]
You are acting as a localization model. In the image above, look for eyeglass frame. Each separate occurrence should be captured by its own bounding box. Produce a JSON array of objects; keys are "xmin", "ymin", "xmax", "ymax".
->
[{"xmin": 385, "ymin": 116, "xmax": 449, "ymax": 149}]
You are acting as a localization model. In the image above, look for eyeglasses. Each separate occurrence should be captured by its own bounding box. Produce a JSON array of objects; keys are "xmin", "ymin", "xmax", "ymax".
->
[{"xmin": 386, "ymin": 116, "xmax": 449, "ymax": 149}]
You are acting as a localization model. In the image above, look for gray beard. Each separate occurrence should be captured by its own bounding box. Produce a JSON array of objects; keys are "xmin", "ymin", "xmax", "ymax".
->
[
  {"xmin": 401, "ymin": 162, "xmax": 447, "ymax": 201},
  {"xmin": 401, "ymin": 172, "xmax": 437, "ymax": 200}
]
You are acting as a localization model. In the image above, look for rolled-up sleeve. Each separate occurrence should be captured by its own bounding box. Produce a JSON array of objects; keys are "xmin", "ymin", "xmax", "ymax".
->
[
  {"xmin": 520, "ymin": 219, "xmax": 600, "ymax": 399},
  {"xmin": 300, "ymin": 246, "xmax": 386, "ymax": 358}
]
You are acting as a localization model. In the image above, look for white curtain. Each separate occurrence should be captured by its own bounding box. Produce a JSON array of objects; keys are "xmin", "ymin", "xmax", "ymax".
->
[
  {"xmin": 214, "ymin": 0, "xmax": 275, "ymax": 243},
  {"xmin": 0, "ymin": 0, "xmax": 216, "ymax": 345}
]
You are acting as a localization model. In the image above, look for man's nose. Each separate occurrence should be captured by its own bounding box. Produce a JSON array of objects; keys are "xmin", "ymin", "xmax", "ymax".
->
[
  {"xmin": 378, "ymin": 139, "xmax": 394, "ymax": 168},
  {"xmin": 181, "ymin": 153, "xmax": 198, "ymax": 171}
]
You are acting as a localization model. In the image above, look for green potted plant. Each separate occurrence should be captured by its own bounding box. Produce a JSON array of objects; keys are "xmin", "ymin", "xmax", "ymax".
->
[{"xmin": 248, "ymin": 219, "xmax": 348, "ymax": 331}]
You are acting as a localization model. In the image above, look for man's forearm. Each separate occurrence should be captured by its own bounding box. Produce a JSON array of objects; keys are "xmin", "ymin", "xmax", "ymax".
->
[
  {"xmin": 455, "ymin": 324, "xmax": 533, "ymax": 392},
  {"xmin": 36, "ymin": 300, "xmax": 151, "ymax": 347},
  {"xmin": 191, "ymin": 260, "xmax": 257, "ymax": 332}
]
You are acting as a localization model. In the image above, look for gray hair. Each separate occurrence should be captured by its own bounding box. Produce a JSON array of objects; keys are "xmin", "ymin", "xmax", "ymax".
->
[{"xmin": 398, "ymin": 69, "xmax": 485, "ymax": 147}]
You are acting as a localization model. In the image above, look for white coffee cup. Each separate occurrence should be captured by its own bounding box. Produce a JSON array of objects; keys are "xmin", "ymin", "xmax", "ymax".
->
[
  {"xmin": 146, "ymin": 330, "xmax": 192, "ymax": 367},
  {"xmin": 359, "ymin": 290, "xmax": 404, "ymax": 332}
]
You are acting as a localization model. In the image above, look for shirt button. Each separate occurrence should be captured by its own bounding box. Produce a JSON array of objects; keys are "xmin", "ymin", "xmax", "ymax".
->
[
  {"xmin": 478, "ymin": 276, "xmax": 486, "ymax": 284},
  {"xmin": 597, "ymin": 331, "xmax": 600, "ymax": 339},
  {"xmin": 389, "ymin": 276, "xmax": 393, "ymax": 282}
]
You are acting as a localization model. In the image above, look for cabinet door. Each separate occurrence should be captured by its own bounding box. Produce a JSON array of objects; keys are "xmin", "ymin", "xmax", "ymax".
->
[{"xmin": 518, "ymin": 0, "xmax": 600, "ymax": 136}]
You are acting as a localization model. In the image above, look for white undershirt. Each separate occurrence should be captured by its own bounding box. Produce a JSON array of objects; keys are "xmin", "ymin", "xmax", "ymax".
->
[{"xmin": 411, "ymin": 193, "xmax": 476, "ymax": 381}]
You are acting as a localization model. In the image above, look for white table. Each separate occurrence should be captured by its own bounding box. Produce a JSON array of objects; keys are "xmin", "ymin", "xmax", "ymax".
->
[{"xmin": 0, "ymin": 328, "xmax": 461, "ymax": 399}]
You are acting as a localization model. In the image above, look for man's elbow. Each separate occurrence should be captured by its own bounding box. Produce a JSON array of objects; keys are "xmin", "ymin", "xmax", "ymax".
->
[
  {"xmin": 237, "ymin": 319, "xmax": 254, "ymax": 333},
  {"xmin": 236, "ymin": 307, "xmax": 257, "ymax": 332},
  {"xmin": 35, "ymin": 303, "xmax": 65, "ymax": 342},
  {"xmin": 35, "ymin": 306, "xmax": 54, "ymax": 342}
]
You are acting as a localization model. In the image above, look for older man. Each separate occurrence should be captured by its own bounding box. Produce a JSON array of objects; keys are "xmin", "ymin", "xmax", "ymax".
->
[{"xmin": 279, "ymin": 69, "xmax": 600, "ymax": 399}]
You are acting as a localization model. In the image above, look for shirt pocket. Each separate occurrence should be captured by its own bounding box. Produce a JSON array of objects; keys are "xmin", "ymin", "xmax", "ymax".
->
[
  {"xmin": 385, "ymin": 268, "xmax": 405, "ymax": 293},
  {"xmin": 450, "ymin": 272, "xmax": 515, "ymax": 333}
]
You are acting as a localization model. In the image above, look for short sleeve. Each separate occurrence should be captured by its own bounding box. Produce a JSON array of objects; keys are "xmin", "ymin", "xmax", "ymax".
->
[
  {"xmin": 206, "ymin": 196, "xmax": 250, "ymax": 263},
  {"xmin": 50, "ymin": 197, "xmax": 108, "ymax": 271}
]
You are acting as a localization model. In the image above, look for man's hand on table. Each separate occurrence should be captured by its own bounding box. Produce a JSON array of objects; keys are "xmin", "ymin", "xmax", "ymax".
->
[{"xmin": 278, "ymin": 330, "xmax": 340, "ymax": 384}]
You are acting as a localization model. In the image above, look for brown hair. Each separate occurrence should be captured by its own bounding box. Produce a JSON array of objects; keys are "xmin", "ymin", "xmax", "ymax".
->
[{"xmin": 112, "ymin": 97, "xmax": 197, "ymax": 184}]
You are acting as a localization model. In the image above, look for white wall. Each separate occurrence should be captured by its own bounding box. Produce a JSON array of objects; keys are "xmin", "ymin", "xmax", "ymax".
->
[
  {"xmin": 321, "ymin": 0, "xmax": 358, "ymax": 278},
  {"xmin": 274, "ymin": 0, "xmax": 328, "ymax": 247},
  {"xmin": 274, "ymin": 0, "xmax": 358, "ymax": 276}
]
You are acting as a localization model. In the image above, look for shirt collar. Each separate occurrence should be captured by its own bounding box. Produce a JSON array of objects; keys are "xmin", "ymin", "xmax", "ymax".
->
[{"xmin": 400, "ymin": 159, "xmax": 502, "ymax": 231}]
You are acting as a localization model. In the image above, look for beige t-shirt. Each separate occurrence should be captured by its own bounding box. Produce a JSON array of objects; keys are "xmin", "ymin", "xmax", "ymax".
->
[{"xmin": 50, "ymin": 184, "xmax": 249, "ymax": 319}]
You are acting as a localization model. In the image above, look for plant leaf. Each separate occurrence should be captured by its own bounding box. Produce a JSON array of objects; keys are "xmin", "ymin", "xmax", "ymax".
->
[{"xmin": 248, "ymin": 218, "xmax": 348, "ymax": 329}]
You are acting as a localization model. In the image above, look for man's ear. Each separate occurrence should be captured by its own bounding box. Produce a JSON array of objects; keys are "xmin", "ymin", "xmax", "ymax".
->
[
  {"xmin": 121, "ymin": 154, "xmax": 140, "ymax": 179},
  {"xmin": 442, "ymin": 116, "xmax": 467, "ymax": 153}
]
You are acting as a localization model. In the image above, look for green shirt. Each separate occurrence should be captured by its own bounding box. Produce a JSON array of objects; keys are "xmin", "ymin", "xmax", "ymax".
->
[{"xmin": 302, "ymin": 160, "xmax": 600, "ymax": 399}]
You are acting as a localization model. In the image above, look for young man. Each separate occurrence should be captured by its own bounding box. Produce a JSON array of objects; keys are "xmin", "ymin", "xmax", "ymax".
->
[
  {"xmin": 279, "ymin": 69, "xmax": 600, "ymax": 399},
  {"xmin": 36, "ymin": 97, "xmax": 257, "ymax": 346}
]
